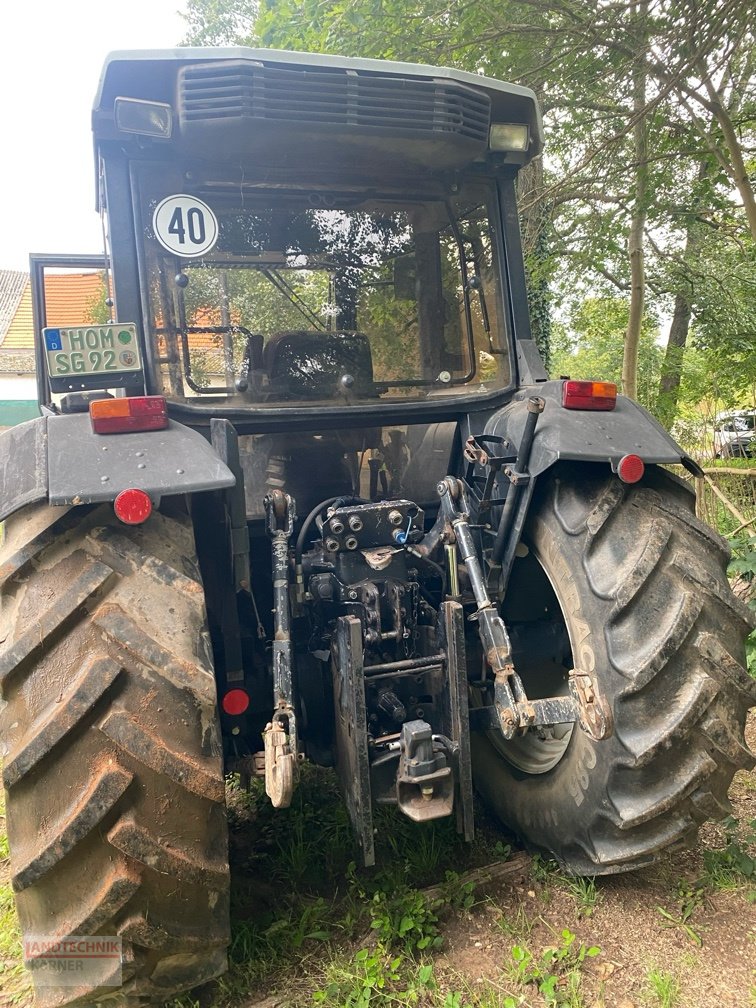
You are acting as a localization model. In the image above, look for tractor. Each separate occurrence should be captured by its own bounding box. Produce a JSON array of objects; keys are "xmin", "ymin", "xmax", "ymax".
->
[{"xmin": 0, "ymin": 46, "xmax": 753, "ymax": 1006}]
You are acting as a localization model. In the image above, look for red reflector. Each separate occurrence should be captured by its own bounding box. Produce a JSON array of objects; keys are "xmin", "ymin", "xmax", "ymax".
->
[
  {"xmin": 113, "ymin": 488, "xmax": 153, "ymax": 525},
  {"xmin": 562, "ymin": 380, "xmax": 617, "ymax": 411},
  {"xmin": 222, "ymin": 688, "xmax": 250, "ymax": 716},
  {"xmin": 617, "ymin": 454, "xmax": 645, "ymax": 484},
  {"xmin": 90, "ymin": 395, "xmax": 168, "ymax": 434}
]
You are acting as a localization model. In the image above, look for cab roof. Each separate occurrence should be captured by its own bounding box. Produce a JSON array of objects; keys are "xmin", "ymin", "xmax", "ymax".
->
[{"xmin": 93, "ymin": 47, "xmax": 543, "ymax": 162}]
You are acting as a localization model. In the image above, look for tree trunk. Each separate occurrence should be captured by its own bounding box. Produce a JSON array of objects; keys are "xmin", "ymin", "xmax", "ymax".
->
[
  {"xmin": 518, "ymin": 127, "xmax": 552, "ymax": 369},
  {"xmin": 655, "ymin": 159, "xmax": 709, "ymax": 428},
  {"xmin": 622, "ymin": 0, "xmax": 649, "ymax": 402},
  {"xmin": 656, "ymin": 294, "xmax": 691, "ymax": 428}
]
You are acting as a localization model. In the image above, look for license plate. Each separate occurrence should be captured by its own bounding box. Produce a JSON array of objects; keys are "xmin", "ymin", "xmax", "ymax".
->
[{"xmin": 44, "ymin": 323, "xmax": 142, "ymax": 378}]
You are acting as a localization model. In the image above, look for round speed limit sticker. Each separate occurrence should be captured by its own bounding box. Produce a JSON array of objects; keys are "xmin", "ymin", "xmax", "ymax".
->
[{"xmin": 153, "ymin": 194, "xmax": 219, "ymax": 257}]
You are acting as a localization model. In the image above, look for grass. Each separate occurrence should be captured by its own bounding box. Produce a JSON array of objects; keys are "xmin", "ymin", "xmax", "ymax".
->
[
  {"xmin": 506, "ymin": 928, "xmax": 601, "ymax": 1008},
  {"xmin": 2, "ymin": 766, "xmax": 756, "ymax": 1007},
  {"xmin": 644, "ymin": 967, "xmax": 681, "ymax": 1007},
  {"xmin": 656, "ymin": 880, "xmax": 705, "ymax": 946},
  {"xmin": 699, "ymin": 816, "xmax": 756, "ymax": 897},
  {"xmin": 529, "ymin": 855, "xmax": 603, "ymax": 917},
  {"xmin": 493, "ymin": 903, "xmax": 536, "ymax": 944}
]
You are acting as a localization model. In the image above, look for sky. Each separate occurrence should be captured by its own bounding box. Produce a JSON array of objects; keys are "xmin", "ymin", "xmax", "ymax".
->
[{"xmin": 0, "ymin": 0, "xmax": 190, "ymax": 272}]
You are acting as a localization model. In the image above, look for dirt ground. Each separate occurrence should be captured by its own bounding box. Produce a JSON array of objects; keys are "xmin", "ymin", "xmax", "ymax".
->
[
  {"xmin": 1, "ymin": 715, "xmax": 754, "ymax": 1008},
  {"xmin": 430, "ymin": 713, "xmax": 756, "ymax": 1008},
  {"xmin": 434, "ymin": 824, "xmax": 755, "ymax": 1007}
]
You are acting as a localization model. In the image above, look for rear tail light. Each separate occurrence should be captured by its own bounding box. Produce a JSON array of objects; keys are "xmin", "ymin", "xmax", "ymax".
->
[
  {"xmin": 222, "ymin": 688, "xmax": 250, "ymax": 716},
  {"xmin": 113, "ymin": 488, "xmax": 153, "ymax": 525},
  {"xmin": 616, "ymin": 454, "xmax": 645, "ymax": 484},
  {"xmin": 562, "ymin": 380, "xmax": 617, "ymax": 411},
  {"xmin": 90, "ymin": 395, "xmax": 168, "ymax": 434}
]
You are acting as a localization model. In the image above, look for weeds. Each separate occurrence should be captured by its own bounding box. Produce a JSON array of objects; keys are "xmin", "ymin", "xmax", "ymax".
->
[
  {"xmin": 700, "ymin": 816, "xmax": 756, "ymax": 894},
  {"xmin": 559, "ymin": 875, "xmax": 602, "ymax": 917},
  {"xmin": 377, "ymin": 808, "xmax": 467, "ymax": 887},
  {"xmin": 531, "ymin": 854, "xmax": 561, "ymax": 887},
  {"xmin": 507, "ymin": 929, "xmax": 600, "ymax": 1007},
  {"xmin": 440, "ymin": 871, "xmax": 477, "ymax": 912},
  {"xmin": 644, "ymin": 967, "xmax": 680, "ymax": 1007},
  {"xmin": 656, "ymin": 880, "xmax": 704, "ymax": 946},
  {"xmin": 314, "ymin": 949, "xmax": 437, "ymax": 1007},
  {"xmin": 492, "ymin": 840, "xmax": 512, "ymax": 860},
  {"xmin": 3, "ymin": 762, "xmax": 754, "ymax": 1008},
  {"xmin": 493, "ymin": 904, "xmax": 537, "ymax": 944},
  {"xmin": 529, "ymin": 854, "xmax": 602, "ymax": 915},
  {"xmin": 531, "ymin": 855, "xmax": 603, "ymax": 917},
  {"xmin": 367, "ymin": 887, "xmax": 444, "ymax": 954}
]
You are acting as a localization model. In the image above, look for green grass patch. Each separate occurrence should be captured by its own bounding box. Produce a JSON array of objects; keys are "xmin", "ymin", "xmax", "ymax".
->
[
  {"xmin": 699, "ymin": 816, "xmax": 756, "ymax": 896},
  {"xmin": 643, "ymin": 966, "xmax": 681, "ymax": 1007},
  {"xmin": 506, "ymin": 928, "xmax": 601, "ymax": 1007}
]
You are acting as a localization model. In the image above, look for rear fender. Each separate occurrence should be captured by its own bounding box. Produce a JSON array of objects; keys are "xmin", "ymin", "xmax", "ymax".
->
[
  {"xmin": 486, "ymin": 381, "xmax": 700, "ymax": 477},
  {"xmin": 0, "ymin": 413, "xmax": 234, "ymax": 524}
]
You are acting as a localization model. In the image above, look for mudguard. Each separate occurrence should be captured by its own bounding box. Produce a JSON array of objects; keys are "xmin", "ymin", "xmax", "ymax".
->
[
  {"xmin": 0, "ymin": 413, "xmax": 234, "ymax": 523},
  {"xmin": 0, "ymin": 418, "xmax": 48, "ymax": 519},
  {"xmin": 486, "ymin": 381, "xmax": 700, "ymax": 476}
]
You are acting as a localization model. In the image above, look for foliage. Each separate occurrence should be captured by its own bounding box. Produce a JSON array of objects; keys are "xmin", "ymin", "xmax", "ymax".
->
[
  {"xmin": 180, "ymin": 0, "xmax": 258, "ymax": 45},
  {"xmin": 727, "ymin": 532, "xmax": 756, "ymax": 677},
  {"xmin": 4, "ymin": 764, "xmax": 756, "ymax": 1007},
  {"xmin": 559, "ymin": 876, "xmax": 602, "ymax": 918},
  {"xmin": 508, "ymin": 929, "xmax": 601, "ymax": 1007},
  {"xmin": 366, "ymin": 887, "xmax": 443, "ymax": 954},
  {"xmin": 656, "ymin": 881, "xmax": 704, "ymax": 946},
  {"xmin": 700, "ymin": 816, "xmax": 756, "ymax": 894},
  {"xmin": 84, "ymin": 271, "xmax": 112, "ymax": 325},
  {"xmin": 313, "ymin": 948, "xmax": 435, "ymax": 1007},
  {"xmin": 179, "ymin": 0, "xmax": 756, "ymax": 423},
  {"xmin": 644, "ymin": 967, "xmax": 681, "ymax": 1008},
  {"xmin": 550, "ymin": 297, "xmax": 663, "ymax": 410},
  {"xmin": 685, "ymin": 242, "xmax": 756, "ymax": 399}
]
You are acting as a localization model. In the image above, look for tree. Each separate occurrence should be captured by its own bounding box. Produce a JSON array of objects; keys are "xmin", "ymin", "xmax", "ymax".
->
[
  {"xmin": 550, "ymin": 297, "xmax": 663, "ymax": 411},
  {"xmin": 181, "ymin": 0, "xmax": 258, "ymax": 45},
  {"xmin": 181, "ymin": 0, "xmax": 756, "ymax": 421}
]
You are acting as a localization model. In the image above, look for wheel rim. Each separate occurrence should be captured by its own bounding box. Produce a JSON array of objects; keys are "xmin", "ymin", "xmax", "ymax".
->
[
  {"xmin": 490, "ymin": 717, "xmax": 574, "ymax": 774},
  {"xmin": 483, "ymin": 539, "xmax": 576, "ymax": 775}
]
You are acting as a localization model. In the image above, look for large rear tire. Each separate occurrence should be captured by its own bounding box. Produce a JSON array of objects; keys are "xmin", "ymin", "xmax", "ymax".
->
[
  {"xmin": 0, "ymin": 500, "xmax": 230, "ymax": 1006},
  {"xmin": 472, "ymin": 464, "xmax": 756, "ymax": 874}
]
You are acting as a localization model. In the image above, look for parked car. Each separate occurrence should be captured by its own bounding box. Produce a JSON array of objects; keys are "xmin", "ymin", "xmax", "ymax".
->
[{"xmin": 714, "ymin": 409, "xmax": 756, "ymax": 458}]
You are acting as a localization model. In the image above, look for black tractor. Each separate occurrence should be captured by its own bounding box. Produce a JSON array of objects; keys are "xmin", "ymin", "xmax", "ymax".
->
[{"xmin": 1, "ymin": 47, "xmax": 753, "ymax": 1006}]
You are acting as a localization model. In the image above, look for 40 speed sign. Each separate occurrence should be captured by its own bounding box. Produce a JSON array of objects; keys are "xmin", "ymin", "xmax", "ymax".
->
[{"xmin": 153, "ymin": 194, "xmax": 219, "ymax": 257}]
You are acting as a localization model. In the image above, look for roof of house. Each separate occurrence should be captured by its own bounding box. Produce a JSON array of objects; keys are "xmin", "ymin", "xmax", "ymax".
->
[
  {"xmin": 1, "ymin": 270, "xmax": 228, "ymax": 374},
  {"xmin": 3, "ymin": 283, "xmax": 33, "ymax": 350},
  {"xmin": 43, "ymin": 272, "xmax": 107, "ymax": 329},
  {"xmin": 0, "ymin": 270, "xmax": 29, "ymax": 346},
  {"xmin": 0, "ymin": 271, "xmax": 107, "ymax": 352}
]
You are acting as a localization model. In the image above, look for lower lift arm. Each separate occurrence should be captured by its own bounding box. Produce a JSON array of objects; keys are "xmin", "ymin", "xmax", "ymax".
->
[
  {"xmin": 437, "ymin": 476, "xmax": 612, "ymax": 742},
  {"xmin": 263, "ymin": 489, "xmax": 299, "ymax": 807}
]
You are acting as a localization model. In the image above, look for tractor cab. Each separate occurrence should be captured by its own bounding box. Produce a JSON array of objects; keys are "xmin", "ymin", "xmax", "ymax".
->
[
  {"xmin": 31, "ymin": 50, "xmax": 546, "ymax": 526},
  {"xmin": 36, "ymin": 50, "xmax": 542, "ymax": 419}
]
